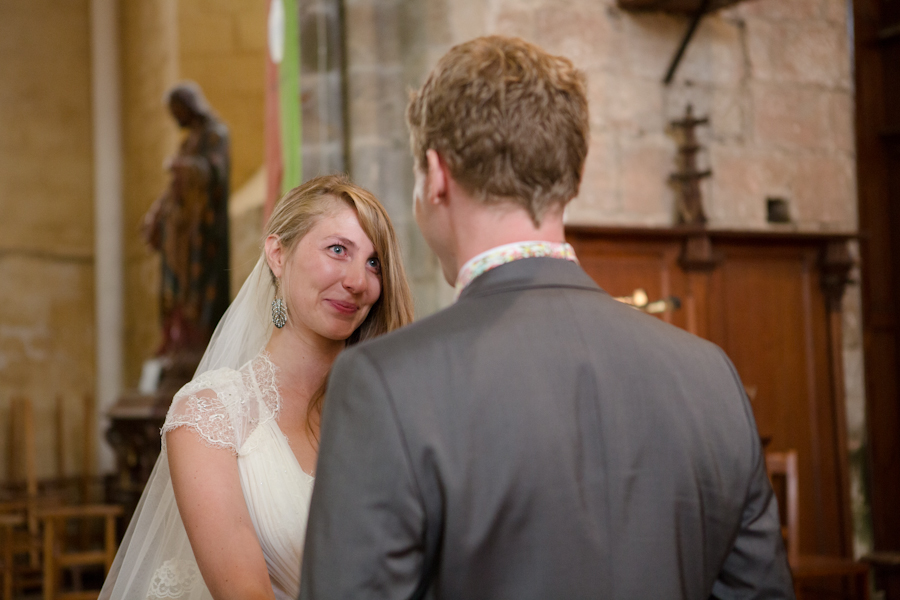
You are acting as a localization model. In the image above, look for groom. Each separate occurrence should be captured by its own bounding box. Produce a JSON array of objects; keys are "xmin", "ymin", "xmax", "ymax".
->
[{"xmin": 300, "ymin": 36, "xmax": 793, "ymax": 599}]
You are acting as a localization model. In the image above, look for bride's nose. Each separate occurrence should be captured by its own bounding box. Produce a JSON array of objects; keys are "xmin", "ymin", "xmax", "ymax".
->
[{"xmin": 341, "ymin": 259, "xmax": 368, "ymax": 294}]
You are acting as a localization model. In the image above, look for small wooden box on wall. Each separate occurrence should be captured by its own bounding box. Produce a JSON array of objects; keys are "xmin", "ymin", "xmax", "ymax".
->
[{"xmin": 566, "ymin": 224, "xmax": 857, "ymax": 559}]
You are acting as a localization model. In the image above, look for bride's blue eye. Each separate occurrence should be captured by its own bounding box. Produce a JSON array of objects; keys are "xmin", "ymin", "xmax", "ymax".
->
[
  {"xmin": 329, "ymin": 245, "xmax": 346, "ymax": 255},
  {"xmin": 367, "ymin": 257, "xmax": 381, "ymax": 271}
]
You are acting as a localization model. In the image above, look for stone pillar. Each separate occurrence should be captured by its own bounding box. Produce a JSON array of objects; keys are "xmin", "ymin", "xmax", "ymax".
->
[{"xmin": 344, "ymin": 0, "xmax": 454, "ymax": 316}]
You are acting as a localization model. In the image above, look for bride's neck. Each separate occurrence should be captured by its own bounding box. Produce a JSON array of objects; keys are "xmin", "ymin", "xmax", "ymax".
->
[{"xmin": 264, "ymin": 327, "xmax": 343, "ymax": 409}]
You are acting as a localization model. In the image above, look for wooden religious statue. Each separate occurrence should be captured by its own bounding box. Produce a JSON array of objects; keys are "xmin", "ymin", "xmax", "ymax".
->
[{"xmin": 142, "ymin": 82, "xmax": 231, "ymax": 359}]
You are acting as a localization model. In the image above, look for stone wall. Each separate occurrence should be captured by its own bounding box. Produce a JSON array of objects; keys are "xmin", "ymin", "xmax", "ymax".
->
[
  {"xmin": 434, "ymin": 0, "xmax": 857, "ymax": 230},
  {"xmin": 343, "ymin": 0, "xmax": 450, "ymax": 313},
  {"xmin": 178, "ymin": 0, "xmax": 267, "ymax": 189},
  {"xmin": 0, "ymin": 0, "xmax": 95, "ymax": 480}
]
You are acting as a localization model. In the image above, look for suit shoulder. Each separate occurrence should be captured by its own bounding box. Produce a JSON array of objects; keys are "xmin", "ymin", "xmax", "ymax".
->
[
  {"xmin": 597, "ymin": 291, "xmax": 722, "ymax": 348},
  {"xmin": 565, "ymin": 289, "xmax": 736, "ymax": 383}
]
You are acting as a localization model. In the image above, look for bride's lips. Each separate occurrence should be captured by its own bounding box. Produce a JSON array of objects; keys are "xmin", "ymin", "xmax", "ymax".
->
[{"xmin": 326, "ymin": 299, "xmax": 359, "ymax": 315}]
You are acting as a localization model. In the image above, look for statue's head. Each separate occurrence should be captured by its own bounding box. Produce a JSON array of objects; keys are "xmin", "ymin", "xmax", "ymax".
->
[{"xmin": 164, "ymin": 81, "xmax": 213, "ymax": 127}]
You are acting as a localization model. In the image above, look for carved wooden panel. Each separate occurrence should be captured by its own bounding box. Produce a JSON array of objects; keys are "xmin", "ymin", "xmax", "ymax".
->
[{"xmin": 708, "ymin": 243, "xmax": 848, "ymax": 555}]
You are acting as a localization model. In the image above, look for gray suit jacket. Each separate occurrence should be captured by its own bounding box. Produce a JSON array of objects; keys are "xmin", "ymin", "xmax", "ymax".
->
[{"xmin": 300, "ymin": 257, "xmax": 794, "ymax": 599}]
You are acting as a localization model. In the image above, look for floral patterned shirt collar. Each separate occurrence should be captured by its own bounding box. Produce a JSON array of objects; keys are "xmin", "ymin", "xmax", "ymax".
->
[{"xmin": 454, "ymin": 240, "xmax": 579, "ymax": 300}]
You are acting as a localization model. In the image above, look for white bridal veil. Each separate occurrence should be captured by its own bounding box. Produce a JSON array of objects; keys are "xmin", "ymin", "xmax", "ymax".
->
[{"xmin": 100, "ymin": 257, "xmax": 274, "ymax": 600}]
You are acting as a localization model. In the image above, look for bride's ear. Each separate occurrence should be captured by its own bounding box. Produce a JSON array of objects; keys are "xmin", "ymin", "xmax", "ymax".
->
[{"xmin": 264, "ymin": 234, "xmax": 285, "ymax": 279}]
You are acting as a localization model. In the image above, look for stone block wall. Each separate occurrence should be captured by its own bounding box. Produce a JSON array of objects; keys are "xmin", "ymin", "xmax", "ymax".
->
[
  {"xmin": 344, "ymin": 0, "xmax": 456, "ymax": 313},
  {"xmin": 178, "ymin": 0, "xmax": 267, "ymax": 188},
  {"xmin": 478, "ymin": 0, "xmax": 856, "ymax": 231},
  {"xmin": 0, "ymin": 0, "xmax": 95, "ymax": 480}
]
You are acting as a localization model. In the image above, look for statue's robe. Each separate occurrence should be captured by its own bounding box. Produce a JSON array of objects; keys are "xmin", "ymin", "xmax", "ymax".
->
[{"xmin": 157, "ymin": 118, "xmax": 230, "ymax": 353}]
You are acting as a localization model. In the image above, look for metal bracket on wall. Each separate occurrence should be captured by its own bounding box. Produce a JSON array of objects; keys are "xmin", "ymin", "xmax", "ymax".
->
[
  {"xmin": 616, "ymin": 0, "xmax": 751, "ymax": 85},
  {"xmin": 663, "ymin": 0, "xmax": 712, "ymax": 84}
]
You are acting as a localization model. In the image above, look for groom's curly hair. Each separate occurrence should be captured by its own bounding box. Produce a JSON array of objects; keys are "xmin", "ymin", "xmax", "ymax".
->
[{"xmin": 406, "ymin": 35, "xmax": 589, "ymax": 225}]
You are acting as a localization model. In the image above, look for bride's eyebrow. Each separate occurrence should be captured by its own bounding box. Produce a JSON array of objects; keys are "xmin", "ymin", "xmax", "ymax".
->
[{"xmin": 325, "ymin": 235, "xmax": 357, "ymax": 250}]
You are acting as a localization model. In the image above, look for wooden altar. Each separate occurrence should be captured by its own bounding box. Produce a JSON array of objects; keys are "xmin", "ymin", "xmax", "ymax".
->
[{"xmin": 566, "ymin": 225, "xmax": 857, "ymax": 559}]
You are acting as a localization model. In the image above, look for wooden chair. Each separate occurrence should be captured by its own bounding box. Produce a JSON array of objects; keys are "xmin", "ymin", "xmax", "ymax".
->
[
  {"xmin": 6, "ymin": 394, "xmax": 100, "ymax": 500},
  {"xmin": 766, "ymin": 450, "xmax": 870, "ymax": 599},
  {"xmin": 5, "ymin": 396, "xmax": 46, "ymax": 595},
  {"xmin": 37, "ymin": 394, "xmax": 101, "ymax": 505},
  {"xmin": 1, "ymin": 498, "xmax": 57, "ymax": 597},
  {"xmin": 0, "ymin": 512, "xmax": 24, "ymax": 600},
  {"xmin": 38, "ymin": 504, "xmax": 122, "ymax": 600},
  {"xmin": 4, "ymin": 395, "xmax": 117, "ymax": 598},
  {"xmin": 862, "ymin": 552, "xmax": 900, "ymax": 600}
]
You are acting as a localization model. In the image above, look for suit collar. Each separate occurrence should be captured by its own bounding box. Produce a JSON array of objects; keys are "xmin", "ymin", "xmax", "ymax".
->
[{"xmin": 457, "ymin": 256, "xmax": 603, "ymax": 301}]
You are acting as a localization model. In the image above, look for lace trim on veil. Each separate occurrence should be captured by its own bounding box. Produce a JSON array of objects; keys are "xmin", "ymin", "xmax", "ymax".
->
[{"xmin": 161, "ymin": 352, "xmax": 282, "ymax": 456}]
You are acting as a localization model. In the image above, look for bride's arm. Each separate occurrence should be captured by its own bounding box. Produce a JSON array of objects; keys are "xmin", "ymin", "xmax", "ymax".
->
[{"xmin": 167, "ymin": 425, "xmax": 276, "ymax": 600}]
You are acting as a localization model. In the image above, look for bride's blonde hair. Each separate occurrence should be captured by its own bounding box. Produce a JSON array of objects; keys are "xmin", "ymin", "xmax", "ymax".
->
[{"xmin": 264, "ymin": 174, "xmax": 414, "ymax": 435}]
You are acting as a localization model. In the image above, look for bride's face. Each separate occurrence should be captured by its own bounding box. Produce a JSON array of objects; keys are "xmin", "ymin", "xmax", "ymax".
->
[{"xmin": 282, "ymin": 204, "xmax": 382, "ymax": 343}]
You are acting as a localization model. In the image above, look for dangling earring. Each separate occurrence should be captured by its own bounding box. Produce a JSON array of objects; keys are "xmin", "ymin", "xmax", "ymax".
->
[{"xmin": 272, "ymin": 280, "xmax": 287, "ymax": 329}]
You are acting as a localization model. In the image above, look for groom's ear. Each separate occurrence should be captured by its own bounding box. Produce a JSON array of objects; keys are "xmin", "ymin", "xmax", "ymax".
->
[
  {"xmin": 425, "ymin": 149, "xmax": 449, "ymax": 206},
  {"xmin": 264, "ymin": 235, "xmax": 285, "ymax": 279}
]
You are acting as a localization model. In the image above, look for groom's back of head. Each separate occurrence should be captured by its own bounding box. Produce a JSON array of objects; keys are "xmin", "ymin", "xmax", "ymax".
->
[{"xmin": 406, "ymin": 35, "xmax": 590, "ymax": 225}]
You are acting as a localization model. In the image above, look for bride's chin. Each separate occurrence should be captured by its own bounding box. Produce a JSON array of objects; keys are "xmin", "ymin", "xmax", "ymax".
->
[{"xmin": 321, "ymin": 323, "xmax": 358, "ymax": 342}]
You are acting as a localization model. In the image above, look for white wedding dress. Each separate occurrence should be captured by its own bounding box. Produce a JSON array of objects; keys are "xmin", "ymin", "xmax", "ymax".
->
[{"xmin": 101, "ymin": 351, "xmax": 314, "ymax": 600}]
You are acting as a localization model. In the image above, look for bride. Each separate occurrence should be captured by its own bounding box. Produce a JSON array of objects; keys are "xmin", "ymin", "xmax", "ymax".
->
[{"xmin": 100, "ymin": 174, "xmax": 414, "ymax": 600}]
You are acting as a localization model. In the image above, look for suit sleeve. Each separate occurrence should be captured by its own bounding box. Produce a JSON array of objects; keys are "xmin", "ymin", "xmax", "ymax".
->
[
  {"xmin": 710, "ymin": 353, "xmax": 796, "ymax": 600},
  {"xmin": 299, "ymin": 347, "xmax": 426, "ymax": 600}
]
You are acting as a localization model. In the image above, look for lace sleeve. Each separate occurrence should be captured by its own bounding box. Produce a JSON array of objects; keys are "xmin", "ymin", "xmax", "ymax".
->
[{"xmin": 161, "ymin": 367, "xmax": 248, "ymax": 455}]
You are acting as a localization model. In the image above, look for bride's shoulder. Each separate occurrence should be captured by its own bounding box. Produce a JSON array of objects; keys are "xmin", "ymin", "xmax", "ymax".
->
[
  {"xmin": 168, "ymin": 361, "xmax": 256, "ymax": 418},
  {"xmin": 162, "ymin": 358, "xmax": 266, "ymax": 453},
  {"xmin": 161, "ymin": 352, "xmax": 280, "ymax": 454},
  {"xmin": 173, "ymin": 350, "xmax": 273, "ymax": 403},
  {"xmin": 162, "ymin": 369, "xmax": 242, "ymax": 452}
]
